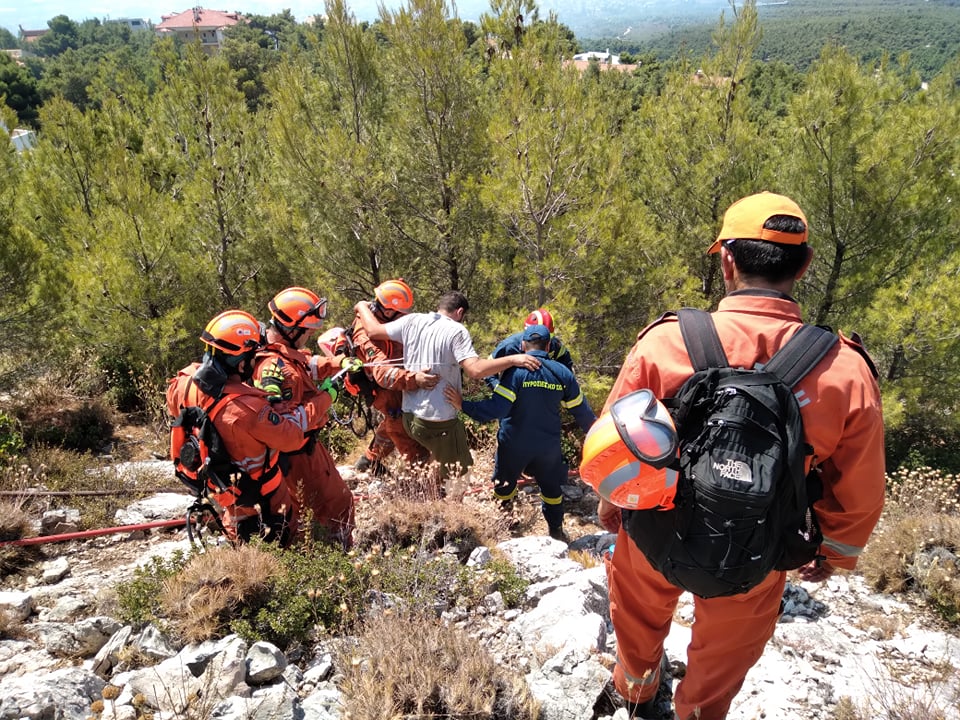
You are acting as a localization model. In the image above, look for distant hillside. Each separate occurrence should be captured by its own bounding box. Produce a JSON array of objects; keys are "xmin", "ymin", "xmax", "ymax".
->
[
  {"xmin": 358, "ymin": 0, "xmax": 960, "ymax": 77},
  {"xmin": 575, "ymin": 0, "xmax": 960, "ymax": 77}
]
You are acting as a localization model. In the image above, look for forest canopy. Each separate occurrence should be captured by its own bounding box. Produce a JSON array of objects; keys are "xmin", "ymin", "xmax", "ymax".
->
[{"xmin": 2, "ymin": 0, "xmax": 959, "ymax": 471}]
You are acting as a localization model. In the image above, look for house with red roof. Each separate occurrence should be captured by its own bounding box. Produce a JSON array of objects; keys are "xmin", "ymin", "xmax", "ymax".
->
[
  {"xmin": 156, "ymin": 7, "xmax": 242, "ymax": 53},
  {"xmin": 18, "ymin": 26, "xmax": 49, "ymax": 44}
]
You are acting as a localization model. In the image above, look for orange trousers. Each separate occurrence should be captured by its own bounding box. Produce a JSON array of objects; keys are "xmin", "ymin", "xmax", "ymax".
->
[
  {"xmin": 363, "ymin": 412, "xmax": 429, "ymax": 465},
  {"xmin": 284, "ymin": 442, "xmax": 355, "ymax": 549},
  {"xmin": 607, "ymin": 526, "xmax": 786, "ymax": 720},
  {"xmin": 220, "ymin": 482, "xmax": 295, "ymax": 547}
]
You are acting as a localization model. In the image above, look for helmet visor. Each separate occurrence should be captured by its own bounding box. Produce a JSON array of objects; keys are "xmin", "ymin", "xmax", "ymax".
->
[
  {"xmin": 297, "ymin": 297, "xmax": 327, "ymax": 329},
  {"xmin": 609, "ymin": 389, "xmax": 677, "ymax": 469}
]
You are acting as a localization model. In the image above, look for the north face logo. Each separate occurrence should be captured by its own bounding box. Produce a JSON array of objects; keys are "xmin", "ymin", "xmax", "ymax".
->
[{"xmin": 713, "ymin": 458, "xmax": 753, "ymax": 483}]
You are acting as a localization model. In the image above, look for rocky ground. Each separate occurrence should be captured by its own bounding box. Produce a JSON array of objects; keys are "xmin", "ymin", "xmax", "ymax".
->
[{"xmin": 1, "ymin": 436, "xmax": 959, "ymax": 720}]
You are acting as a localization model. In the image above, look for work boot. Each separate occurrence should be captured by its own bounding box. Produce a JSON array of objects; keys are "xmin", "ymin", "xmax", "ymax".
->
[
  {"xmin": 625, "ymin": 697, "xmax": 658, "ymax": 719},
  {"xmin": 548, "ymin": 525, "xmax": 570, "ymax": 544},
  {"xmin": 354, "ymin": 456, "xmax": 387, "ymax": 476},
  {"xmin": 626, "ymin": 654, "xmax": 675, "ymax": 718}
]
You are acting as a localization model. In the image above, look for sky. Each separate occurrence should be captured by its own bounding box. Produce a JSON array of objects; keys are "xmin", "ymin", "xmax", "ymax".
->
[{"xmin": 1, "ymin": 1, "xmax": 392, "ymax": 35}]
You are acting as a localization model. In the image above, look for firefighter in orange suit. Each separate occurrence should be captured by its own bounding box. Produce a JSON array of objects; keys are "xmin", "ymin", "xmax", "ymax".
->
[
  {"xmin": 166, "ymin": 310, "xmax": 319, "ymax": 546},
  {"xmin": 253, "ymin": 287, "xmax": 359, "ymax": 549},
  {"xmin": 598, "ymin": 192, "xmax": 886, "ymax": 719},
  {"xmin": 351, "ymin": 279, "xmax": 437, "ymax": 475}
]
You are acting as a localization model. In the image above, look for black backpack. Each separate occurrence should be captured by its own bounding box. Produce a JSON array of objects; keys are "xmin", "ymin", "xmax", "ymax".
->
[
  {"xmin": 170, "ymin": 383, "xmax": 255, "ymax": 503},
  {"xmin": 623, "ymin": 308, "xmax": 838, "ymax": 598}
]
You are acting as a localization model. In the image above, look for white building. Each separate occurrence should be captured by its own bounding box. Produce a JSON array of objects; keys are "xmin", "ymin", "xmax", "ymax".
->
[
  {"xmin": 110, "ymin": 18, "xmax": 151, "ymax": 31},
  {"xmin": 572, "ymin": 49, "xmax": 622, "ymax": 65}
]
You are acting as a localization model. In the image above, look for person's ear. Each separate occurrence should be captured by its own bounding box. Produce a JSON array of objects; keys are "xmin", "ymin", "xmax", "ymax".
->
[
  {"xmin": 720, "ymin": 245, "xmax": 737, "ymax": 282},
  {"xmin": 796, "ymin": 245, "xmax": 814, "ymax": 280}
]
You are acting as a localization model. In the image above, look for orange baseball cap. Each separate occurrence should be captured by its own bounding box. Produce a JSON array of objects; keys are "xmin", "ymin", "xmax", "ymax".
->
[{"xmin": 706, "ymin": 191, "xmax": 808, "ymax": 254}]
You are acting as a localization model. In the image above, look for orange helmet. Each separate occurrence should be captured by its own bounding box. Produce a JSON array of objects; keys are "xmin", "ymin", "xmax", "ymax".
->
[
  {"xmin": 317, "ymin": 326, "xmax": 349, "ymax": 357},
  {"xmin": 580, "ymin": 389, "xmax": 679, "ymax": 510},
  {"xmin": 268, "ymin": 287, "xmax": 327, "ymax": 330},
  {"xmin": 374, "ymin": 279, "xmax": 414, "ymax": 314},
  {"xmin": 525, "ymin": 309, "xmax": 554, "ymax": 334},
  {"xmin": 200, "ymin": 310, "xmax": 263, "ymax": 356}
]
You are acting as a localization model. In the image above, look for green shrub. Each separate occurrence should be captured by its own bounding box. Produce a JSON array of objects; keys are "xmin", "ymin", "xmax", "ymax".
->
[
  {"xmin": 121, "ymin": 537, "xmax": 530, "ymax": 650},
  {"xmin": 456, "ymin": 555, "xmax": 529, "ymax": 609},
  {"xmin": 96, "ymin": 353, "xmax": 144, "ymax": 414},
  {"xmin": 232, "ymin": 542, "xmax": 374, "ymax": 646},
  {"xmin": 886, "ymin": 419, "xmax": 960, "ymax": 474},
  {"xmin": 116, "ymin": 551, "xmax": 189, "ymax": 625},
  {"xmin": 318, "ymin": 404, "xmax": 368, "ymax": 461},
  {"xmin": 485, "ymin": 556, "xmax": 529, "ymax": 609},
  {"xmin": 19, "ymin": 401, "xmax": 114, "ymax": 453},
  {"xmin": 0, "ymin": 412, "xmax": 23, "ymax": 460},
  {"xmin": 377, "ymin": 548, "xmax": 466, "ymax": 608}
]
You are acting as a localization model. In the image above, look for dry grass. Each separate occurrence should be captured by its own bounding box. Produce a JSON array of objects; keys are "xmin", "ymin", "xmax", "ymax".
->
[
  {"xmin": 0, "ymin": 497, "xmax": 42, "ymax": 577},
  {"xmin": 0, "ymin": 607, "xmax": 28, "ymax": 640},
  {"xmin": 885, "ymin": 467, "xmax": 960, "ymax": 517},
  {"xmin": 858, "ymin": 467, "xmax": 960, "ymax": 626},
  {"xmin": 160, "ymin": 545, "xmax": 281, "ymax": 644},
  {"xmin": 336, "ymin": 610, "xmax": 540, "ymax": 720},
  {"xmin": 829, "ymin": 656, "xmax": 960, "ymax": 720},
  {"xmin": 850, "ymin": 610, "xmax": 902, "ymax": 641},
  {"xmin": 859, "ymin": 514, "xmax": 960, "ymax": 593},
  {"xmin": 0, "ymin": 445, "xmax": 173, "ymax": 532},
  {"xmin": 355, "ymin": 450, "xmax": 520, "ymax": 554},
  {"xmin": 357, "ymin": 495, "xmax": 498, "ymax": 559},
  {"xmin": 0, "ymin": 497, "xmax": 33, "ymax": 541},
  {"xmin": 569, "ymin": 548, "xmax": 602, "ymax": 569},
  {"xmin": 9, "ymin": 376, "xmax": 116, "ymax": 454}
]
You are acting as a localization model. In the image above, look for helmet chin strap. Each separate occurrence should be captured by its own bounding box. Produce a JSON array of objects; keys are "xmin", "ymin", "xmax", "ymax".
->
[
  {"xmin": 273, "ymin": 319, "xmax": 306, "ymax": 346},
  {"xmin": 237, "ymin": 352, "xmax": 257, "ymax": 382}
]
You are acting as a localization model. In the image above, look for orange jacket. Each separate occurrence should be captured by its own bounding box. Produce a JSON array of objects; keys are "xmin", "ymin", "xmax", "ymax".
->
[
  {"xmin": 606, "ymin": 292, "xmax": 885, "ymax": 571},
  {"xmin": 166, "ymin": 363, "xmax": 311, "ymax": 503},
  {"xmin": 307, "ymin": 350, "xmax": 346, "ymax": 383},
  {"xmin": 254, "ymin": 343, "xmax": 333, "ymax": 441},
  {"xmin": 351, "ymin": 321, "xmax": 421, "ymax": 413}
]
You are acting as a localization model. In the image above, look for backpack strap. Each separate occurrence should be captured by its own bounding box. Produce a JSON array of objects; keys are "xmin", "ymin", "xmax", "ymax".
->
[
  {"xmin": 677, "ymin": 308, "xmax": 729, "ymax": 371},
  {"xmin": 182, "ymin": 376, "xmax": 235, "ymax": 421},
  {"xmin": 763, "ymin": 324, "xmax": 838, "ymax": 388}
]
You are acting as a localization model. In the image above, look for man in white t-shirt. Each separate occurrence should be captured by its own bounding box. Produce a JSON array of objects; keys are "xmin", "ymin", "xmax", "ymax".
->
[{"xmin": 353, "ymin": 291, "xmax": 540, "ymax": 480}]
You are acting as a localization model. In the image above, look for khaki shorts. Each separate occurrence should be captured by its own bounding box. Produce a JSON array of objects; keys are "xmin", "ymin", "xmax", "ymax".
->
[{"xmin": 402, "ymin": 413, "xmax": 473, "ymax": 480}]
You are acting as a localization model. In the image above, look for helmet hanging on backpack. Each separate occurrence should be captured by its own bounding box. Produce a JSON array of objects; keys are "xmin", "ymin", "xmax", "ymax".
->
[
  {"xmin": 580, "ymin": 389, "xmax": 679, "ymax": 510},
  {"xmin": 317, "ymin": 326, "xmax": 349, "ymax": 357}
]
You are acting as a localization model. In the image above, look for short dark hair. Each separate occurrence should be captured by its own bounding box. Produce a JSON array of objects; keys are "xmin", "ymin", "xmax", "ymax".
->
[
  {"xmin": 438, "ymin": 291, "xmax": 469, "ymax": 313},
  {"xmin": 523, "ymin": 336, "xmax": 549, "ymax": 351},
  {"xmin": 726, "ymin": 215, "xmax": 808, "ymax": 282}
]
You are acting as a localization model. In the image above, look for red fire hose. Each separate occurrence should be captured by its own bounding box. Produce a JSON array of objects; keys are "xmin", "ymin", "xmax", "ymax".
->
[
  {"xmin": 0, "ymin": 478, "xmax": 535, "ymax": 548},
  {"xmin": 0, "ymin": 517, "xmax": 192, "ymax": 548}
]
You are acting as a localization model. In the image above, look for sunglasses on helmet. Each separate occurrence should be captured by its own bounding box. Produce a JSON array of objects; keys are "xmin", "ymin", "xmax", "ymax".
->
[{"xmin": 305, "ymin": 298, "xmax": 328, "ymax": 322}]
